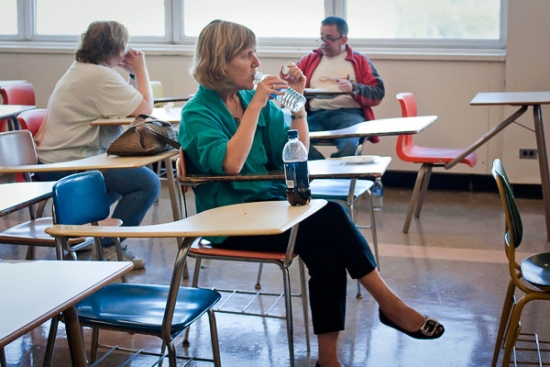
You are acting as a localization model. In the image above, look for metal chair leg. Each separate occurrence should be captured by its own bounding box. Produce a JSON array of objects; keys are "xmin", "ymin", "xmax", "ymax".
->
[
  {"xmin": 298, "ymin": 259, "xmax": 310, "ymax": 352},
  {"xmin": 42, "ymin": 315, "xmax": 60, "ymax": 367},
  {"xmin": 282, "ymin": 265, "xmax": 295, "ymax": 367},
  {"xmin": 403, "ymin": 163, "xmax": 429, "ymax": 233},
  {"xmin": 255, "ymin": 263, "xmax": 264, "ymax": 290},
  {"xmin": 1, "ymin": 347, "xmax": 7, "ymax": 367},
  {"xmin": 414, "ymin": 165, "xmax": 433, "ymax": 218},
  {"xmin": 491, "ymin": 281, "xmax": 517, "ymax": 367}
]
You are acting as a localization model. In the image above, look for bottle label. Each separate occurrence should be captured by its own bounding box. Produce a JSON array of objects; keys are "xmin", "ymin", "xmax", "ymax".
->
[{"xmin": 284, "ymin": 160, "xmax": 309, "ymax": 189}]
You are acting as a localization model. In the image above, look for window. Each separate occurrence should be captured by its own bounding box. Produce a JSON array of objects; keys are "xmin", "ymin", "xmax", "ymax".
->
[
  {"xmin": 0, "ymin": 0, "xmax": 505, "ymax": 50},
  {"xmin": 183, "ymin": 0, "xmax": 324, "ymax": 39},
  {"xmin": 0, "ymin": 0, "xmax": 18, "ymax": 35},
  {"xmin": 346, "ymin": 0, "xmax": 503, "ymax": 48},
  {"xmin": 35, "ymin": 0, "xmax": 166, "ymax": 38}
]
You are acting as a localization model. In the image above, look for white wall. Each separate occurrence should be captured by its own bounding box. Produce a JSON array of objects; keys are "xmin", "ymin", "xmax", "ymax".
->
[{"xmin": 1, "ymin": 0, "xmax": 548, "ymax": 184}]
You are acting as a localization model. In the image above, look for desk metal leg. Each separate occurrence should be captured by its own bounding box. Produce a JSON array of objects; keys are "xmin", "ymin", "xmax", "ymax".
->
[
  {"xmin": 163, "ymin": 156, "xmax": 189, "ymax": 278},
  {"xmin": 445, "ymin": 105, "xmax": 528, "ymax": 169},
  {"xmin": 63, "ymin": 306, "xmax": 88, "ymax": 367},
  {"xmin": 8, "ymin": 115, "xmax": 21, "ymax": 131},
  {"xmin": 164, "ymin": 156, "xmax": 181, "ymax": 222},
  {"xmin": 532, "ymin": 105, "xmax": 550, "ymax": 240}
]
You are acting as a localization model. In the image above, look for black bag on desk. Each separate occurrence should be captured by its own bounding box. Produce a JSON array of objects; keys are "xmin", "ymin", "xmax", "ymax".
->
[{"xmin": 106, "ymin": 114, "xmax": 180, "ymax": 156}]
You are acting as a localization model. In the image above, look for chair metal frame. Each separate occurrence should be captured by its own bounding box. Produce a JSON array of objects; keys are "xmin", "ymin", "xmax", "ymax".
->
[
  {"xmin": 396, "ymin": 92, "xmax": 478, "ymax": 233},
  {"xmin": 491, "ymin": 158, "xmax": 550, "ymax": 367},
  {"xmin": 175, "ymin": 150, "xmax": 310, "ymax": 367}
]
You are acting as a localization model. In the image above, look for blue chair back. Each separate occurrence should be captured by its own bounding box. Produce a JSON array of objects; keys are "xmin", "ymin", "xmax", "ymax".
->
[{"xmin": 52, "ymin": 171, "xmax": 111, "ymax": 225}]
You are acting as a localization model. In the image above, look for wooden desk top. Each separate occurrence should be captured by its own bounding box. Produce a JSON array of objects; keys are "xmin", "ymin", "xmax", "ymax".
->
[
  {"xmin": 0, "ymin": 150, "xmax": 178, "ymax": 174},
  {"xmin": 90, "ymin": 107, "xmax": 182, "ymax": 126},
  {"xmin": 0, "ymin": 105, "xmax": 35, "ymax": 119},
  {"xmin": 470, "ymin": 91, "xmax": 550, "ymax": 106},
  {"xmin": 46, "ymin": 199, "xmax": 327, "ymax": 239},
  {"xmin": 309, "ymin": 115, "xmax": 437, "ymax": 140},
  {"xmin": 0, "ymin": 181, "xmax": 55, "ymax": 216},
  {"xmin": 0, "ymin": 260, "xmax": 133, "ymax": 347},
  {"xmin": 177, "ymin": 156, "xmax": 392, "ymax": 185}
]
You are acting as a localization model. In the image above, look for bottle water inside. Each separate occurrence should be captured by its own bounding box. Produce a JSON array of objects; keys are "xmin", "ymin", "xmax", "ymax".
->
[
  {"xmin": 254, "ymin": 71, "xmax": 306, "ymax": 113},
  {"xmin": 372, "ymin": 177, "xmax": 383, "ymax": 211}
]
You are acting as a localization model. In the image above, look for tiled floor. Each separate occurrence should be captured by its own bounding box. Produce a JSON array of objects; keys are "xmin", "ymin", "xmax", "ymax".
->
[{"xmin": 1, "ymin": 182, "xmax": 549, "ymax": 367}]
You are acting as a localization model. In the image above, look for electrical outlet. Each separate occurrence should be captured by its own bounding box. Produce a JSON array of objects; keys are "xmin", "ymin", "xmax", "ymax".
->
[{"xmin": 519, "ymin": 149, "xmax": 538, "ymax": 159}]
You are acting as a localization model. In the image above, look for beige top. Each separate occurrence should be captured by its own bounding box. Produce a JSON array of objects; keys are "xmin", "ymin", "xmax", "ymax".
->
[{"xmin": 37, "ymin": 62, "xmax": 142, "ymax": 163}]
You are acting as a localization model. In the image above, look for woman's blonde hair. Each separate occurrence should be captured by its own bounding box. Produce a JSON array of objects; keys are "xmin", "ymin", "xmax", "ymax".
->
[
  {"xmin": 75, "ymin": 21, "xmax": 129, "ymax": 65},
  {"xmin": 191, "ymin": 20, "xmax": 256, "ymax": 91}
]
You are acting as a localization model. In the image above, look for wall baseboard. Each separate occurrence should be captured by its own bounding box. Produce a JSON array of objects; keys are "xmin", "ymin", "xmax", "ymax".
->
[{"xmin": 383, "ymin": 170, "xmax": 542, "ymax": 200}]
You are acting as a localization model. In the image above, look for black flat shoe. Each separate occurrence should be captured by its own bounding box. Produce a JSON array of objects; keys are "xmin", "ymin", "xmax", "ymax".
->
[{"xmin": 379, "ymin": 308, "xmax": 445, "ymax": 339}]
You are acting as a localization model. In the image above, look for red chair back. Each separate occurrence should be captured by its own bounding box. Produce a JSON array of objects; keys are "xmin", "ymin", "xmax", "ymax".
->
[
  {"xmin": 395, "ymin": 92, "xmax": 418, "ymax": 161},
  {"xmin": 0, "ymin": 82, "xmax": 36, "ymax": 105},
  {"xmin": 0, "ymin": 82, "xmax": 36, "ymax": 132},
  {"xmin": 18, "ymin": 109, "xmax": 47, "ymax": 136}
]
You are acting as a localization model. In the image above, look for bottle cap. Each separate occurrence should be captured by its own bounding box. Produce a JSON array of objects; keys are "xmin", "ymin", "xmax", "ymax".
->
[{"xmin": 287, "ymin": 129, "xmax": 298, "ymax": 139}]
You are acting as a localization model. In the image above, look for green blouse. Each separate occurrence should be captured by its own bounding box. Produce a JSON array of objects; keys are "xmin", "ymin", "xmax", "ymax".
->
[{"xmin": 179, "ymin": 86, "xmax": 290, "ymax": 241}]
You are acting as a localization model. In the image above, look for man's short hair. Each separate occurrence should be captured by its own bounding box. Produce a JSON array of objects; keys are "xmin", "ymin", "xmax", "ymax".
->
[{"xmin": 321, "ymin": 16, "xmax": 349, "ymax": 37}]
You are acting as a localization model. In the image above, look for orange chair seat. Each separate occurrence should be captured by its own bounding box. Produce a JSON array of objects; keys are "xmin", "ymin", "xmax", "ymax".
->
[
  {"xmin": 399, "ymin": 145, "xmax": 478, "ymax": 167},
  {"xmin": 190, "ymin": 241, "xmax": 290, "ymax": 262}
]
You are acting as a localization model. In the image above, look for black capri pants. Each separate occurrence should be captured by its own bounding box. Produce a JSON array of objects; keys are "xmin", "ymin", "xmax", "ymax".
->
[{"xmin": 217, "ymin": 200, "xmax": 377, "ymax": 334}]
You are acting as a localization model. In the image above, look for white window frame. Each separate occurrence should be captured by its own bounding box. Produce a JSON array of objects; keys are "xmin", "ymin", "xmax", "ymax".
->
[{"xmin": 0, "ymin": 0, "xmax": 507, "ymax": 53}]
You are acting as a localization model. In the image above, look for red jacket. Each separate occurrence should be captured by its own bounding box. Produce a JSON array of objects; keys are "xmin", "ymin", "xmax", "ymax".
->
[{"xmin": 297, "ymin": 45, "xmax": 385, "ymax": 122}]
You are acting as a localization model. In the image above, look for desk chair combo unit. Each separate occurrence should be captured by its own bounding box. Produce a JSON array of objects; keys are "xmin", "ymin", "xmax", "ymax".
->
[
  {"xmin": 176, "ymin": 150, "xmax": 312, "ymax": 367},
  {"xmin": 45, "ymin": 170, "xmax": 326, "ymax": 366},
  {"xmin": 396, "ymin": 92, "xmax": 478, "ymax": 233},
  {"xmin": 45, "ymin": 170, "xmax": 222, "ymax": 367},
  {"xmin": 491, "ymin": 159, "xmax": 550, "ymax": 367}
]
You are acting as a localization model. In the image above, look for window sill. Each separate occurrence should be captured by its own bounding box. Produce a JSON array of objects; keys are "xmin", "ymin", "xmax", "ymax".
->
[{"xmin": 0, "ymin": 41, "xmax": 506, "ymax": 62}]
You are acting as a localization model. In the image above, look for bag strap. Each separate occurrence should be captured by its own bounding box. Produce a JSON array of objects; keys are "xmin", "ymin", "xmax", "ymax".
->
[
  {"xmin": 132, "ymin": 113, "xmax": 181, "ymax": 149},
  {"xmin": 147, "ymin": 128, "xmax": 181, "ymax": 150}
]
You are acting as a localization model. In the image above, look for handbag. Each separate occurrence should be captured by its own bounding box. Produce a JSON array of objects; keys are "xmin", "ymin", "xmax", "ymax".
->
[{"xmin": 106, "ymin": 114, "xmax": 180, "ymax": 156}]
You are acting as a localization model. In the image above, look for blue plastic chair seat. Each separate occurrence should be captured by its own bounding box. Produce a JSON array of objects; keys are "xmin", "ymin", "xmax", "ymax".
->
[
  {"xmin": 310, "ymin": 179, "xmax": 373, "ymax": 200},
  {"xmin": 76, "ymin": 283, "xmax": 221, "ymax": 338}
]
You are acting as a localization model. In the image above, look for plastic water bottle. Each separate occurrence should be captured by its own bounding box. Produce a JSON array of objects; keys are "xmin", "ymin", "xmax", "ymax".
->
[
  {"xmin": 282, "ymin": 129, "xmax": 311, "ymax": 206},
  {"xmin": 254, "ymin": 70, "xmax": 306, "ymax": 113},
  {"xmin": 372, "ymin": 177, "xmax": 383, "ymax": 211}
]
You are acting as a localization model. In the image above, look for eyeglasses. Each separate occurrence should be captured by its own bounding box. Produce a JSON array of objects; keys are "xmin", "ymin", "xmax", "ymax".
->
[{"xmin": 316, "ymin": 36, "xmax": 344, "ymax": 45}]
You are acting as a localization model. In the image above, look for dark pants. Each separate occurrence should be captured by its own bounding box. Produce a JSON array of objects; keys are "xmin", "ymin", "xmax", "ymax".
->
[
  {"xmin": 308, "ymin": 108, "xmax": 365, "ymax": 160},
  {"xmin": 217, "ymin": 201, "xmax": 377, "ymax": 334}
]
